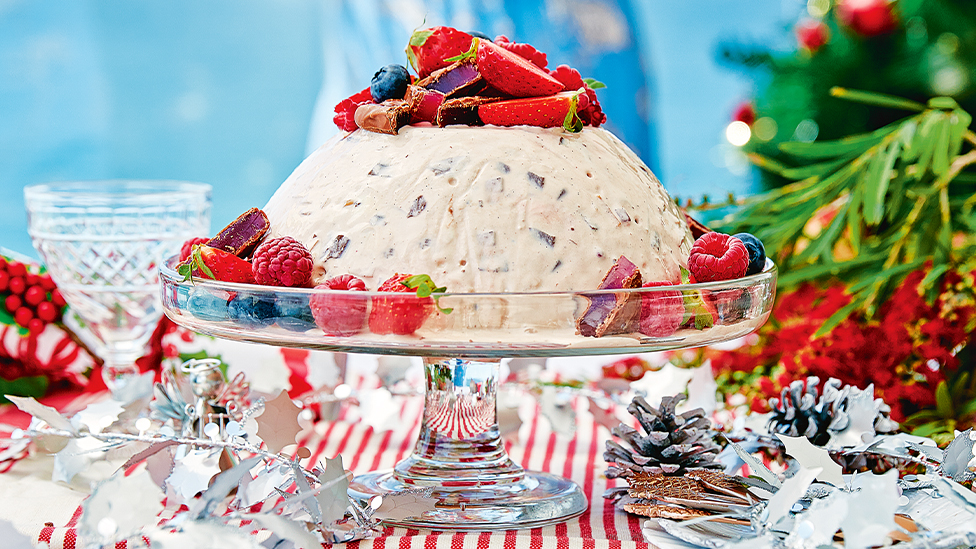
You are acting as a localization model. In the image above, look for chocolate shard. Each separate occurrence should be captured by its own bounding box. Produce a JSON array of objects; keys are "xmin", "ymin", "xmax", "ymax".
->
[
  {"xmin": 416, "ymin": 59, "xmax": 487, "ymax": 98},
  {"xmin": 354, "ymin": 100, "xmax": 411, "ymax": 135},
  {"xmin": 325, "ymin": 235, "xmax": 350, "ymax": 260},
  {"xmin": 206, "ymin": 207, "xmax": 270, "ymax": 258},
  {"xmin": 436, "ymin": 96, "xmax": 500, "ymax": 127},
  {"xmin": 405, "ymin": 85, "xmax": 445, "ymax": 124},
  {"xmin": 683, "ymin": 210, "xmax": 711, "ymax": 240},
  {"xmin": 576, "ymin": 255, "xmax": 642, "ymax": 338}
]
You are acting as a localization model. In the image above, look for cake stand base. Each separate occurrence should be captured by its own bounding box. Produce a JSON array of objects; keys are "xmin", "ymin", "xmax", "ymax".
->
[
  {"xmin": 350, "ymin": 470, "xmax": 587, "ymax": 530},
  {"xmin": 348, "ymin": 357, "xmax": 587, "ymax": 529}
]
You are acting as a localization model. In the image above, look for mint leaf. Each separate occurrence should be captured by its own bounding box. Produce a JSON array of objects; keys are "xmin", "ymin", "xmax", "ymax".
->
[{"xmin": 583, "ymin": 77, "xmax": 606, "ymax": 89}]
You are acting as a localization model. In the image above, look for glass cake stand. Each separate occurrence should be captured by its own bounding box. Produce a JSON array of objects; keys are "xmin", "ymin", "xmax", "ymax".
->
[{"xmin": 159, "ymin": 259, "xmax": 776, "ymax": 530}]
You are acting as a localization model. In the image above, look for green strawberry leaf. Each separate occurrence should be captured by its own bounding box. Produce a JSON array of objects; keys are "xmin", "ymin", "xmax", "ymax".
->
[
  {"xmin": 444, "ymin": 38, "xmax": 478, "ymax": 64},
  {"xmin": 681, "ymin": 290, "xmax": 714, "ymax": 330},
  {"xmin": 405, "ymin": 29, "xmax": 435, "ymax": 72},
  {"xmin": 562, "ymin": 89, "xmax": 584, "ymax": 133},
  {"xmin": 402, "ymin": 274, "xmax": 453, "ymax": 314},
  {"xmin": 177, "ymin": 261, "xmax": 193, "ymax": 283},
  {"xmin": 679, "ymin": 266, "xmax": 691, "ymax": 284},
  {"xmin": 583, "ymin": 77, "xmax": 606, "ymax": 89},
  {"xmin": 408, "ymin": 29, "xmax": 435, "ymax": 47},
  {"xmin": 186, "ymin": 247, "xmax": 216, "ymax": 281}
]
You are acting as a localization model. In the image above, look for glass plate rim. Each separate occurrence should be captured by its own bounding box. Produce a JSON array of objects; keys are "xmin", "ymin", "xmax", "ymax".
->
[{"xmin": 159, "ymin": 257, "xmax": 777, "ymax": 298}]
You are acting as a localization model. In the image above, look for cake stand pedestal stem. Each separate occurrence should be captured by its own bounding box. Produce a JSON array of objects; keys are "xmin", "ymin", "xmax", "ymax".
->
[{"xmin": 350, "ymin": 357, "xmax": 587, "ymax": 530}]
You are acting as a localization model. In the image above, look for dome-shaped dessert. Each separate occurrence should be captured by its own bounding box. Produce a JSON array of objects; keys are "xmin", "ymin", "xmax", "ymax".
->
[{"xmin": 264, "ymin": 125, "xmax": 692, "ymax": 292}]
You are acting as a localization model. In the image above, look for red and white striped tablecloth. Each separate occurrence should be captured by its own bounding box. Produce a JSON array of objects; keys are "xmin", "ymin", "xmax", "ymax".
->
[{"xmin": 25, "ymin": 387, "xmax": 652, "ymax": 549}]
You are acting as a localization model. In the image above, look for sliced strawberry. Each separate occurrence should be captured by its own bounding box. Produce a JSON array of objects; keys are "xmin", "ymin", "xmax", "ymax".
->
[
  {"xmin": 473, "ymin": 39, "xmax": 564, "ymax": 98},
  {"xmin": 494, "ymin": 35, "xmax": 548, "ymax": 69},
  {"xmin": 406, "ymin": 27, "xmax": 476, "ymax": 79},
  {"xmin": 478, "ymin": 90, "xmax": 588, "ymax": 131},
  {"xmin": 178, "ymin": 246, "xmax": 255, "ymax": 284}
]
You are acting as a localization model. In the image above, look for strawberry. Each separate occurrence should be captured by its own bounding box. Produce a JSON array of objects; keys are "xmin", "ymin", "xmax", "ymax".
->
[
  {"xmin": 460, "ymin": 39, "xmax": 564, "ymax": 98},
  {"xmin": 178, "ymin": 245, "xmax": 255, "ymax": 284},
  {"xmin": 368, "ymin": 273, "xmax": 451, "ymax": 335},
  {"xmin": 478, "ymin": 90, "xmax": 588, "ymax": 131},
  {"xmin": 406, "ymin": 27, "xmax": 476, "ymax": 79}
]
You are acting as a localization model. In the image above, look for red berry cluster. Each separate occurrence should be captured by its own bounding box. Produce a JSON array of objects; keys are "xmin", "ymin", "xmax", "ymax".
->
[{"xmin": 0, "ymin": 257, "xmax": 66, "ymax": 334}]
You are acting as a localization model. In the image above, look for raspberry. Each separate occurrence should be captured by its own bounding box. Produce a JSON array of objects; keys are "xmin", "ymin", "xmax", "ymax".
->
[
  {"xmin": 548, "ymin": 65, "xmax": 606, "ymax": 127},
  {"xmin": 639, "ymin": 281, "xmax": 684, "ymax": 337},
  {"xmin": 309, "ymin": 274, "xmax": 368, "ymax": 337},
  {"xmin": 494, "ymin": 35, "xmax": 548, "ymax": 69},
  {"xmin": 688, "ymin": 232, "xmax": 749, "ymax": 283},
  {"xmin": 333, "ymin": 87, "xmax": 374, "ymax": 131},
  {"xmin": 251, "ymin": 237, "xmax": 314, "ymax": 287},
  {"xmin": 180, "ymin": 237, "xmax": 210, "ymax": 262}
]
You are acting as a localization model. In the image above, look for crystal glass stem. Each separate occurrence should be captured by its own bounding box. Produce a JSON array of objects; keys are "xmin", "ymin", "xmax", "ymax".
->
[{"xmin": 393, "ymin": 358, "xmax": 524, "ymax": 485}]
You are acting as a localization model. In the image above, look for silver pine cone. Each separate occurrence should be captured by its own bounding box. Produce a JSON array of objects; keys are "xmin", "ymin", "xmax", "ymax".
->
[{"xmin": 605, "ymin": 394, "xmax": 723, "ymax": 478}]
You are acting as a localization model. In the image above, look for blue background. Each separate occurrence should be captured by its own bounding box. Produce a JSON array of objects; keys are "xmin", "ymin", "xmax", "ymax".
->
[{"xmin": 0, "ymin": 0, "xmax": 799, "ymax": 257}]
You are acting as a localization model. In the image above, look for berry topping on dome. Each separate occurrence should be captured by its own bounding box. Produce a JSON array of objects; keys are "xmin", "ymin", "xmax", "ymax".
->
[{"xmin": 370, "ymin": 64, "xmax": 410, "ymax": 103}]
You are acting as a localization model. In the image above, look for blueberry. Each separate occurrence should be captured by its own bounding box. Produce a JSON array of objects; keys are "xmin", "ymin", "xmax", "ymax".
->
[
  {"xmin": 370, "ymin": 64, "xmax": 410, "ymax": 103},
  {"xmin": 187, "ymin": 289, "xmax": 229, "ymax": 321},
  {"xmin": 733, "ymin": 233, "xmax": 766, "ymax": 275},
  {"xmin": 228, "ymin": 294, "xmax": 276, "ymax": 327},
  {"xmin": 274, "ymin": 295, "xmax": 316, "ymax": 332},
  {"xmin": 466, "ymin": 31, "xmax": 492, "ymax": 42}
]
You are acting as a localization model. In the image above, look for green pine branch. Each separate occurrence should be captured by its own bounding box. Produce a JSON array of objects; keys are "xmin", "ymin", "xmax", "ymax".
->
[{"xmin": 717, "ymin": 89, "xmax": 976, "ymax": 334}]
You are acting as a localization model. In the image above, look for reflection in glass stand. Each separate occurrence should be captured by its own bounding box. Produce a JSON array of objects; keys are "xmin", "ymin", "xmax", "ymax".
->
[{"xmin": 350, "ymin": 358, "xmax": 587, "ymax": 529}]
